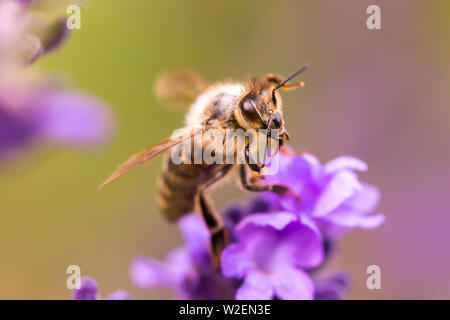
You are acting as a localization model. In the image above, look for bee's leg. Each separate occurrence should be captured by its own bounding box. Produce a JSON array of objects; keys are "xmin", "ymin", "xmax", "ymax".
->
[
  {"xmin": 239, "ymin": 164, "xmax": 300, "ymax": 200},
  {"xmin": 197, "ymin": 165, "xmax": 233, "ymax": 268}
]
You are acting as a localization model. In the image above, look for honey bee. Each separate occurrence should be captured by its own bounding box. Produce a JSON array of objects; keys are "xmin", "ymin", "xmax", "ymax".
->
[{"xmin": 99, "ymin": 64, "xmax": 309, "ymax": 266}]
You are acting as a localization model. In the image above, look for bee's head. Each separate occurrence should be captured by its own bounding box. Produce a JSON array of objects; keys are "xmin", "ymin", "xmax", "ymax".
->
[
  {"xmin": 235, "ymin": 63, "xmax": 309, "ymax": 140},
  {"xmin": 236, "ymin": 83, "xmax": 284, "ymax": 133}
]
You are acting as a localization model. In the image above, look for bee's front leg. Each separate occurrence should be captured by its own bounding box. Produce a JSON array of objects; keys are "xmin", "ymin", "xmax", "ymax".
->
[{"xmin": 239, "ymin": 163, "xmax": 300, "ymax": 200}]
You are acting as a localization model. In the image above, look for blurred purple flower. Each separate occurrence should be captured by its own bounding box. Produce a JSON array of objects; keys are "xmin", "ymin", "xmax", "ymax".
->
[
  {"xmin": 313, "ymin": 272, "xmax": 351, "ymax": 300},
  {"xmin": 34, "ymin": 91, "xmax": 113, "ymax": 147},
  {"xmin": 0, "ymin": 73, "xmax": 113, "ymax": 159},
  {"xmin": 73, "ymin": 277, "xmax": 99, "ymax": 300},
  {"xmin": 74, "ymin": 277, "xmax": 131, "ymax": 300},
  {"xmin": 32, "ymin": 18, "xmax": 70, "ymax": 62},
  {"xmin": 0, "ymin": 0, "xmax": 114, "ymax": 161},
  {"xmin": 0, "ymin": 0, "xmax": 70, "ymax": 65}
]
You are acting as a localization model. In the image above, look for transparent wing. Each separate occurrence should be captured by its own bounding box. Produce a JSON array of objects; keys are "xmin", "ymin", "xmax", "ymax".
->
[
  {"xmin": 99, "ymin": 127, "xmax": 204, "ymax": 189},
  {"xmin": 154, "ymin": 69, "xmax": 209, "ymax": 109}
]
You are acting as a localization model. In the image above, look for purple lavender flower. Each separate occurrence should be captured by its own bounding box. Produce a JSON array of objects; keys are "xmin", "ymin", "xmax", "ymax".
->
[
  {"xmin": 263, "ymin": 151, "xmax": 385, "ymax": 233},
  {"xmin": 74, "ymin": 277, "xmax": 131, "ymax": 300},
  {"xmin": 129, "ymin": 151, "xmax": 384, "ymax": 300}
]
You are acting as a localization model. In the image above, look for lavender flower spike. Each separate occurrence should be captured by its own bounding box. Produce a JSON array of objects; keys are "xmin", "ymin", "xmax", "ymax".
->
[
  {"xmin": 0, "ymin": 0, "xmax": 113, "ymax": 161},
  {"xmin": 73, "ymin": 277, "xmax": 131, "ymax": 300},
  {"xmin": 129, "ymin": 150, "xmax": 384, "ymax": 300}
]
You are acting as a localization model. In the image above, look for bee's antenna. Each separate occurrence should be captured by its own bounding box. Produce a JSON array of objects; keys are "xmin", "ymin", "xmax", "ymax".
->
[
  {"xmin": 262, "ymin": 115, "xmax": 274, "ymax": 166},
  {"xmin": 266, "ymin": 115, "xmax": 273, "ymax": 132},
  {"xmin": 273, "ymin": 63, "xmax": 310, "ymax": 92}
]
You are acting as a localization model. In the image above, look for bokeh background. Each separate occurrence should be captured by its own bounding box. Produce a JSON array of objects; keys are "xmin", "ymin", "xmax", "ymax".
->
[{"xmin": 1, "ymin": 0, "xmax": 449, "ymax": 299}]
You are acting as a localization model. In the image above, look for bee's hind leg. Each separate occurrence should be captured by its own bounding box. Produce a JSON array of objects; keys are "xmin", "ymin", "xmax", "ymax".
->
[
  {"xmin": 198, "ymin": 192, "xmax": 228, "ymax": 269},
  {"xmin": 197, "ymin": 165, "xmax": 233, "ymax": 269}
]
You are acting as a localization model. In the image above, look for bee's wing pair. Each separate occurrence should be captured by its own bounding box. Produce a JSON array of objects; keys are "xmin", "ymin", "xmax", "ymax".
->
[
  {"xmin": 154, "ymin": 69, "xmax": 210, "ymax": 109},
  {"xmin": 99, "ymin": 127, "xmax": 205, "ymax": 189},
  {"xmin": 99, "ymin": 69, "xmax": 209, "ymax": 190}
]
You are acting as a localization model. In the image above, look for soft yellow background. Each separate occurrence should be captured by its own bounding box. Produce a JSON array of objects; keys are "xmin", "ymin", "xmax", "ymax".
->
[{"xmin": 1, "ymin": 0, "xmax": 449, "ymax": 299}]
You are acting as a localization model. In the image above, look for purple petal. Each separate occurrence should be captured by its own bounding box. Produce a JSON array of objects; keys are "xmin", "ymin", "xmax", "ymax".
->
[
  {"xmin": 342, "ymin": 183, "xmax": 380, "ymax": 214},
  {"xmin": 265, "ymin": 153, "xmax": 319, "ymax": 190},
  {"xmin": 274, "ymin": 267, "xmax": 314, "ymax": 300},
  {"xmin": 34, "ymin": 92, "xmax": 113, "ymax": 147},
  {"xmin": 247, "ymin": 197, "xmax": 272, "ymax": 213},
  {"xmin": 0, "ymin": 108, "xmax": 35, "ymax": 156},
  {"xmin": 312, "ymin": 171, "xmax": 362, "ymax": 217},
  {"xmin": 221, "ymin": 243, "xmax": 253, "ymax": 278},
  {"xmin": 179, "ymin": 213, "xmax": 209, "ymax": 255},
  {"xmin": 235, "ymin": 271, "xmax": 274, "ymax": 300},
  {"xmin": 227, "ymin": 213, "xmax": 324, "ymax": 275},
  {"xmin": 299, "ymin": 213, "xmax": 321, "ymax": 236},
  {"xmin": 130, "ymin": 247, "xmax": 192, "ymax": 290},
  {"xmin": 236, "ymin": 211, "xmax": 297, "ymax": 233},
  {"xmin": 278, "ymin": 222, "xmax": 324, "ymax": 269},
  {"xmin": 129, "ymin": 256, "xmax": 174, "ymax": 288},
  {"xmin": 223, "ymin": 204, "xmax": 249, "ymax": 241},
  {"xmin": 292, "ymin": 153, "xmax": 322, "ymax": 181},
  {"xmin": 314, "ymin": 272, "xmax": 351, "ymax": 300},
  {"xmin": 73, "ymin": 277, "xmax": 99, "ymax": 300},
  {"xmin": 327, "ymin": 210, "xmax": 386, "ymax": 229},
  {"xmin": 223, "ymin": 204, "xmax": 247, "ymax": 225},
  {"xmin": 323, "ymin": 156, "xmax": 367, "ymax": 174},
  {"xmin": 106, "ymin": 290, "xmax": 132, "ymax": 300},
  {"xmin": 166, "ymin": 247, "xmax": 195, "ymax": 278}
]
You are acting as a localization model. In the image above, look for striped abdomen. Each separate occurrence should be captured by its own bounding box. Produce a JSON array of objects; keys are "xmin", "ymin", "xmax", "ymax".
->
[{"xmin": 156, "ymin": 155, "xmax": 220, "ymax": 221}]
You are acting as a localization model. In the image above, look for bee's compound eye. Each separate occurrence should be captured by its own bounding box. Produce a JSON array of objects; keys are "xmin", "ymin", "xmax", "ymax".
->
[
  {"xmin": 240, "ymin": 96, "xmax": 262, "ymax": 123},
  {"xmin": 242, "ymin": 99, "xmax": 256, "ymax": 115},
  {"xmin": 272, "ymin": 112, "xmax": 282, "ymax": 128}
]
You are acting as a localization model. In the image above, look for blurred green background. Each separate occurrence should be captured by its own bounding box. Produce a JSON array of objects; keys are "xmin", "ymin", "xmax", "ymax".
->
[{"xmin": 1, "ymin": 0, "xmax": 450, "ymax": 299}]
